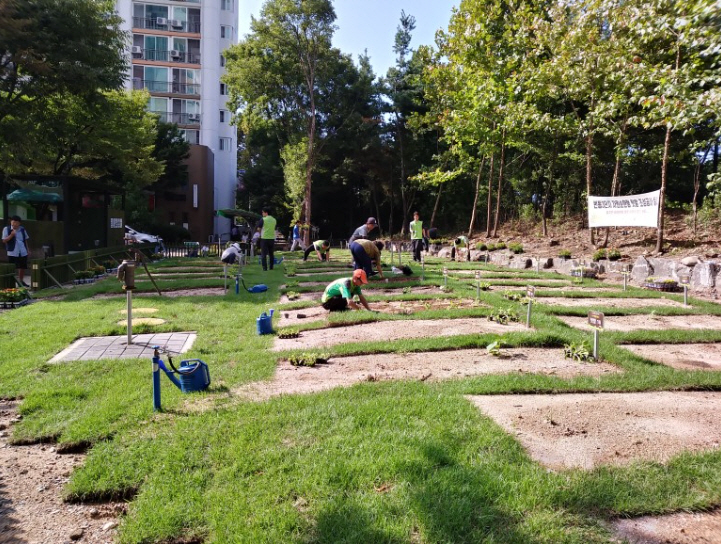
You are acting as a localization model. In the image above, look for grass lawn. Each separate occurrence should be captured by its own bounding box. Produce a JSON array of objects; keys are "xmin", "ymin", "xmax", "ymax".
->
[{"xmin": 2, "ymin": 253, "xmax": 721, "ymax": 543}]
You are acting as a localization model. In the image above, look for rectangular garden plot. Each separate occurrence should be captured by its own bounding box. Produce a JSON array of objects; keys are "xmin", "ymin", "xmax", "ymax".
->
[
  {"xmin": 273, "ymin": 317, "xmax": 527, "ymax": 350},
  {"xmin": 236, "ymin": 348, "xmax": 619, "ymax": 401},
  {"xmin": 534, "ymin": 296, "xmax": 687, "ymax": 308},
  {"xmin": 281, "ymin": 286, "xmax": 446, "ymax": 304},
  {"xmin": 622, "ymin": 343, "xmax": 721, "ymax": 371},
  {"xmin": 467, "ymin": 392, "xmax": 721, "ymax": 470},
  {"xmin": 559, "ymin": 314, "xmax": 721, "ymax": 332}
]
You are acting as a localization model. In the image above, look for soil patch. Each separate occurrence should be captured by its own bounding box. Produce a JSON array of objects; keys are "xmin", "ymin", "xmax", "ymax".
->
[
  {"xmin": 280, "ymin": 285, "xmax": 446, "ymax": 304},
  {"xmin": 114, "ymin": 317, "xmax": 166, "ymax": 326},
  {"xmin": 466, "ymin": 391, "xmax": 721, "ymax": 470},
  {"xmin": 622, "ymin": 343, "xmax": 721, "ymax": 371},
  {"xmin": 0, "ymin": 400, "xmax": 124, "ymax": 543},
  {"xmin": 612, "ymin": 508, "xmax": 721, "ymax": 544},
  {"xmin": 94, "ymin": 287, "xmax": 226, "ymax": 299},
  {"xmin": 534, "ymin": 296, "xmax": 687, "ymax": 309},
  {"xmin": 558, "ymin": 314, "xmax": 721, "ymax": 332},
  {"xmin": 234, "ymin": 348, "xmax": 619, "ymax": 401},
  {"xmin": 278, "ymin": 299, "xmax": 485, "ymax": 327},
  {"xmin": 273, "ymin": 317, "xmax": 528, "ymax": 350}
]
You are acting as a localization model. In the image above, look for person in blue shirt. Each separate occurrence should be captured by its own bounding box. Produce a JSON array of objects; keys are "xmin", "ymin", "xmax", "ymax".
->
[
  {"xmin": 2, "ymin": 216, "xmax": 30, "ymax": 287},
  {"xmin": 289, "ymin": 220, "xmax": 305, "ymax": 251}
]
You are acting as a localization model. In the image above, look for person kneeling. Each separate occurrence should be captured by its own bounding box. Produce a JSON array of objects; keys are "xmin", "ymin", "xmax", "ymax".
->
[
  {"xmin": 304, "ymin": 240, "xmax": 331, "ymax": 262},
  {"xmin": 220, "ymin": 243, "xmax": 243, "ymax": 265},
  {"xmin": 321, "ymin": 269, "xmax": 373, "ymax": 312}
]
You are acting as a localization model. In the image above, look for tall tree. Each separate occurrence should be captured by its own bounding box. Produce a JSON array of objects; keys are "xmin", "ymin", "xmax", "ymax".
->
[{"xmin": 224, "ymin": 0, "xmax": 337, "ymax": 244}]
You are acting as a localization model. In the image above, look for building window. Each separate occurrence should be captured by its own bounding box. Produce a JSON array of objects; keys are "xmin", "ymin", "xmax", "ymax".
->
[
  {"xmin": 220, "ymin": 25, "xmax": 233, "ymax": 39},
  {"xmin": 220, "ymin": 55, "xmax": 225, "ymax": 67},
  {"xmin": 220, "ymin": 83, "xmax": 227, "ymax": 95},
  {"xmin": 180, "ymin": 129, "xmax": 200, "ymax": 144},
  {"xmin": 219, "ymin": 137, "xmax": 232, "ymax": 151},
  {"xmin": 220, "ymin": 110, "xmax": 227, "ymax": 123},
  {"xmin": 221, "ymin": 0, "xmax": 233, "ymax": 10}
]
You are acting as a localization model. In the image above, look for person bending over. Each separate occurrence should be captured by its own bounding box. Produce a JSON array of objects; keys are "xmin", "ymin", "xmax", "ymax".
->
[
  {"xmin": 220, "ymin": 243, "xmax": 243, "ymax": 265},
  {"xmin": 303, "ymin": 240, "xmax": 331, "ymax": 262},
  {"xmin": 451, "ymin": 236, "xmax": 471, "ymax": 262},
  {"xmin": 321, "ymin": 269, "xmax": 372, "ymax": 312},
  {"xmin": 349, "ymin": 239, "xmax": 384, "ymax": 279}
]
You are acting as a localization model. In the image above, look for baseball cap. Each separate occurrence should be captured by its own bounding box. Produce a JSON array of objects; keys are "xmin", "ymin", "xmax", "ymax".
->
[
  {"xmin": 352, "ymin": 269, "xmax": 368, "ymax": 284},
  {"xmin": 366, "ymin": 217, "xmax": 377, "ymax": 225}
]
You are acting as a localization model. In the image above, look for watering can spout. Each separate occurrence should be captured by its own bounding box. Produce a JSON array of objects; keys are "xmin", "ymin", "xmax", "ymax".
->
[{"xmin": 155, "ymin": 356, "xmax": 182, "ymax": 389}]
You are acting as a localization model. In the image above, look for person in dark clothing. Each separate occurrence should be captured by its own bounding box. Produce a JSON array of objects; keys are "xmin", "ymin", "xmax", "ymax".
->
[
  {"xmin": 348, "ymin": 217, "xmax": 380, "ymax": 244},
  {"xmin": 349, "ymin": 239, "xmax": 384, "ymax": 279},
  {"xmin": 256, "ymin": 207, "xmax": 277, "ymax": 271}
]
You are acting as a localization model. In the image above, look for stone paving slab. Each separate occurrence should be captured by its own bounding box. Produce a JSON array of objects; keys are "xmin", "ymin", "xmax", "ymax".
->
[{"xmin": 49, "ymin": 332, "xmax": 197, "ymax": 363}]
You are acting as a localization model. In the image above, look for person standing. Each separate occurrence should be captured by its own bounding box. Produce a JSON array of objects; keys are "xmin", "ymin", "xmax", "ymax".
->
[
  {"xmin": 348, "ymin": 217, "xmax": 380, "ymax": 244},
  {"xmin": 289, "ymin": 220, "xmax": 305, "ymax": 251},
  {"xmin": 321, "ymin": 269, "xmax": 373, "ymax": 312},
  {"xmin": 349, "ymin": 239, "xmax": 384, "ymax": 279},
  {"xmin": 451, "ymin": 236, "xmax": 471, "ymax": 262},
  {"xmin": 303, "ymin": 240, "xmax": 331, "ymax": 262},
  {"xmin": 409, "ymin": 211, "xmax": 428, "ymax": 262},
  {"xmin": 2, "ymin": 216, "xmax": 30, "ymax": 287},
  {"xmin": 256, "ymin": 207, "xmax": 277, "ymax": 271}
]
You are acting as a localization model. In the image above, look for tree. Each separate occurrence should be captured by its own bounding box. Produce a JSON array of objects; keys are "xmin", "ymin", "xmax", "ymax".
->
[
  {"xmin": 151, "ymin": 122, "xmax": 190, "ymax": 192},
  {"xmin": 224, "ymin": 0, "xmax": 337, "ymax": 244},
  {"xmin": 0, "ymin": 0, "xmax": 127, "ymax": 127}
]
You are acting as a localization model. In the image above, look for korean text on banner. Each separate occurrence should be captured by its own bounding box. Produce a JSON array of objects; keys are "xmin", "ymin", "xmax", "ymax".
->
[{"xmin": 587, "ymin": 190, "xmax": 660, "ymax": 228}]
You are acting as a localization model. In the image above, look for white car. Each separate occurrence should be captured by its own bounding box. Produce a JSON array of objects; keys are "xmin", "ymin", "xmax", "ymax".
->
[{"xmin": 124, "ymin": 226, "xmax": 163, "ymax": 245}]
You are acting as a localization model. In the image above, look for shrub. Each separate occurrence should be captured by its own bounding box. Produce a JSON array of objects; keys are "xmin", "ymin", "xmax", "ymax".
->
[
  {"xmin": 592, "ymin": 248, "xmax": 607, "ymax": 261},
  {"xmin": 558, "ymin": 249, "xmax": 572, "ymax": 259},
  {"xmin": 607, "ymin": 248, "xmax": 621, "ymax": 260},
  {"xmin": 74, "ymin": 270, "xmax": 94, "ymax": 280},
  {"xmin": 508, "ymin": 242, "xmax": 524, "ymax": 254},
  {"xmin": 475, "ymin": 242, "xmax": 488, "ymax": 251},
  {"xmin": 91, "ymin": 265, "xmax": 105, "ymax": 276},
  {"xmin": 0, "ymin": 288, "xmax": 28, "ymax": 303}
]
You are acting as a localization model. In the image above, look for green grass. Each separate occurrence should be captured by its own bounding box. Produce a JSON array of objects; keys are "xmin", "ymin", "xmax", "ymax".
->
[{"xmin": 3, "ymin": 253, "xmax": 721, "ymax": 542}]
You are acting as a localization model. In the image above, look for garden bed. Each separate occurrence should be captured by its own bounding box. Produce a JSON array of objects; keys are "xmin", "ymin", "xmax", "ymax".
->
[
  {"xmin": 558, "ymin": 314, "xmax": 721, "ymax": 332},
  {"xmin": 235, "ymin": 347, "xmax": 620, "ymax": 401},
  {"xmin": 622, "ymin": 343, "xmax": 721, "ymax": 371},
  {"xmin": 467, "ymin": 391, "xmax": 721, "ymax": 470},
  {"xmin": 534, "ymin": 296, "xmax": 686, "ymax": 309}
]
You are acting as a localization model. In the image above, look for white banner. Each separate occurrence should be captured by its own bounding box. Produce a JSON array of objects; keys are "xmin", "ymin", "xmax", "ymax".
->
[{"xmin": 587, "ymin": 190, "xmax": 660, "ymax": 228}]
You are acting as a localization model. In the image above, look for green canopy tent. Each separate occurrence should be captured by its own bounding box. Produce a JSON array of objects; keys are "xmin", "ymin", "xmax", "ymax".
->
[
  {"xmin": 6, "ymin": 188, "xmax": 63, "ymax": 203},
  {"xmin": 216, "ymin": 209, "xmax": 261, "ymax": 221}
]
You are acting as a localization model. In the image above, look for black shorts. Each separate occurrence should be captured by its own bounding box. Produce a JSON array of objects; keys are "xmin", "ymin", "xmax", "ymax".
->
[{"xmin": 9, "ymin": 255, "xmax": 28, "ymax": 269}]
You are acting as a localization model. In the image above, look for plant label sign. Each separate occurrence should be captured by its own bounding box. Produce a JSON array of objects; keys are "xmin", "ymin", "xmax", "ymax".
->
[
  {"xmin": 443, "ymin": 267, "xmax": 448, "ymax": 277},
  {"xmin": 526, "ymin": 285, "xmax": 535, "ymax": 298},
  {"xmin": 622, "ymin": 264, "xmax": 632, "ymax": 275},
  {"xmin": 588, "ymin": 310, "xmax": 604, "ymax": 330},
  {"xmin": 475, "ymin": 270, "xmax": 481, "ymax": 280},
  {"xmin": 678, "ymin": 274, "xmax": 690, "ymax": 285}
]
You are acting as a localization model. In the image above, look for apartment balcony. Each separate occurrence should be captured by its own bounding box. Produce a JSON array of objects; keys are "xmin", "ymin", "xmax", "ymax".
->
[
  {"xmin": 131, "ymin": 48, "xmax": 201, "ymax": 65},
  {"xmin": 132, "ymin": 79, "xmax": 200, "ymax": 96},
  {"xmin": 132, "ymin": 16, "xmax": 201, "ymax": 34},
  {"xmin": 151, "ymin": 111, "xmax": 202, "ymax": 126}
]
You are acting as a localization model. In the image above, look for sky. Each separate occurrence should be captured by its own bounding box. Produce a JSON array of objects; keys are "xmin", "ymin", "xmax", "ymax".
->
[{"xmin": 238, "ymin": 0, "xmax": 459, "ymax": 78}]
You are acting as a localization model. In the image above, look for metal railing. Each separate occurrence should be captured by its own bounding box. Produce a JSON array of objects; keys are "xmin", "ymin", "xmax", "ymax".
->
[
  {"xmin": 150, "ymin": 111, "xmax": 201, "ymax": 125},
  {"xmin": 132, "ymin": 17, "xmax": 201, "ymax": 34},
  {"xmin": 131, "ymin": 48, "xmax": 201, "ymax": 64},
  {"xmin": 133, "ymin": 78, "xmax": 200, "ymax": 95}
]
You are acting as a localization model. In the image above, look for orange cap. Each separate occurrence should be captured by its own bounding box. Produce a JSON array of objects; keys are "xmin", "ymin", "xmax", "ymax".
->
[{"xmin": 352, "ymin": 269, "xmax": 368, "ymax": 284}]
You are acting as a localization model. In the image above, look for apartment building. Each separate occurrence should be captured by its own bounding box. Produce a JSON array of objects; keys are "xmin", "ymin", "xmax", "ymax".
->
[{"xmin": 114, "ymin": 0, "xmax": 238, "ymax": 239}]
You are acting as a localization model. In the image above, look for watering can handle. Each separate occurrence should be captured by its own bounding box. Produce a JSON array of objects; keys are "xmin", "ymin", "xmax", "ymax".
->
[{"xmin": 175, "ymin": 359, "xmax": 204, "ymax": 375}]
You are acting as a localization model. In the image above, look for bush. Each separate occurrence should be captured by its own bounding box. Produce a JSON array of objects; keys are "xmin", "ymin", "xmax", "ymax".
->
[
  {"xmin": 558, "ymin": 249, "xmax": 572, "ymax": 259},
  {"xmin": 475, "ymin": 242, "xmax": 488, "ymax": 251},
  {"xmin": 508, "ymin": 242, "xmax": 524, "ymax": 254},
  {"xmin": 592, "ymin": 248, "xmax": 607, "ymax": 261},
  {"xmin": 91, "ymin": 265, "xmax": 105, "ymax": 276},
  {"xmin": 607, "ymin": 248, "xmax": 621, "ymax": 260}
]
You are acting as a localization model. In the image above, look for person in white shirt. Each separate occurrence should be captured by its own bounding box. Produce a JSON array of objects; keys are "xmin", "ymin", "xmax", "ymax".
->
[
  {"xmin": 220, "ymin": 243, "xmax": 243, "ymax": 265},
  {"xmin": 2, "ymin": 215, "xmax": 30, "ymax": 287}
]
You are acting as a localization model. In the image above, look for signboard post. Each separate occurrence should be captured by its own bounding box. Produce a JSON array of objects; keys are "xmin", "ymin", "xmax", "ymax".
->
[
  {"xmin": 621, "ymin": 264, "xmax": 632, "ymax": 291},
  {"xmin": 475, "ymin": 270, "xmax": 481, "ymax": 300},
  {"xmin": 679, "ymin": 273, "xmax": 690, "ymax": 306},
  {"xmin": 526, "ymin": 285, "xmax": 535, "ymax": 328},
  {"xmin": 421, "ymin": 254, "xmax": 425, "ymax": 282},
  {"xmin": 443, "ymin": 267, "xmax": 448, "ymax": 288},
  {"xmin": 588, "ymin": 310, "xmax": 604, "ymax": 359},
  {"xmin": 536, "ymin": 256, "xmax": 540, "ymax": 274}
]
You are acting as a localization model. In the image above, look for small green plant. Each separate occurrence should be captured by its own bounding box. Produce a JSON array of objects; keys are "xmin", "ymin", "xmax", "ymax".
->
[
  {"xmin": 592, "ymin": 248, "xmax": 607, "ymax": 261},
  {"xmin": 0, "ymin": 288, "xmax": 29, "ymax": 303},
  {"xmin": 563, "ymin": 342, "xmax": 593, "ymax": 362},
  {"xmin": 508, "ymin": 242, "xmax": 524, "ymax": 254},
  {"xmin": 502, "ymin": 290, "xmax": 522, "ymax": 302},
  {"xmin": 558, "ymin": 249, "xmax": 572, "ymax": 259},
  {"xmin": 91, "ymin": 265, "xmax": 105, "ymax": 276},
  {"xmin": 74, "ymin": 270, "xmax": 94, "ymax": 280},
  {"xmin": 285, "ymin": 280, "xmax": 299, "ymax": 288},
  {"xmin": 475, "ymin": 242, "xmax": 488, "ymax": 251},
  {"xmin": 486, "ymin": 339, "xmax": 507, "ymax": 356},
  {"xmin": 607, "ymin": 248, "xmax": 621, "ymax": 260},
  {"xmin": 495, "ymin": 241, "xmax": 507, "ymax": 250},
  {"xmin": 488, "ymin": 307, "xmax": 519, "ymax": 325},
  {"xmin": 277, "ymin": 328, "xmax": 300, "ymax": 339},
  {"xmin": 478, "ymin": 281, "xmax": 491, "ymax": 291},
  {"xmin": 102, "ymin": 259, "xmax": 116, "ymax": 270},
  {"xmin": 286, "ymin": 291, "xmax": 301, "ymax": 300},
  {"xmin": 289, "ymin": 352, "xmax": 329, "ymax": 367},
  {"xmin": 439, "ymin": 285, "xmax": 453, "ymax": 292},
  {"xmin": 402, "ymin": 286, "xmax": 412, "ymax": 294},
  {"xmin": 284, "ymin": 264, "xmax": 297, "ymax": 277}
]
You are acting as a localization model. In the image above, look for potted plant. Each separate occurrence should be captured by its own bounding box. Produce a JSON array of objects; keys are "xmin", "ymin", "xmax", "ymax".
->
[
  {"xmin": 643, "ymin": 277, "xmax": 678, "ymax": 291},
  {"xmin": 0, "ymin": 288, "xmax": 29, "ymax": 308}
]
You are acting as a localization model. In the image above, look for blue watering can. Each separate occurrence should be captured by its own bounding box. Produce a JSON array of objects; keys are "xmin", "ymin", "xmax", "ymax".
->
[
  {"xmin": 257, "ymin": 256, "xmax": 284, "ymax": 266},
  {"xmin": 152, "ymin": 347, "xmax": 210, "ymax": 411},
  {"xmin": 256, "ymin": 309, "xmax": 274, "ymax": 335}
]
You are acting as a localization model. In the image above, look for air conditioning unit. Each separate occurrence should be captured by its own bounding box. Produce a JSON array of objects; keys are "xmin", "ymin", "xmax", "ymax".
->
[
  {"xmin": 170, "ymin": 19, "xmax": 183, "ymax": 28},
  {"xmin": 187, "ymin": 113, "xmax": 200, "ymax": 122},
  {"xmin": 131, "ymin": 45, "xmax": 142, "ymax": 55},
  {"xmin": 156, "ymin": 17, "xmax": 168, "ymax": 26},
  {"xmin": 170, "ymin": 49, "xmax": 181, "ymax": 59}
]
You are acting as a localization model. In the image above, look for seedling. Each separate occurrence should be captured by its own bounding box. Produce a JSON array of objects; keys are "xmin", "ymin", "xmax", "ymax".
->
[
  {"xmin": 488, "ymin": 307, "xmax": 519, "ymax": 325},
  {"xmin": 289, "ymin": 352, "xmax": 329, "ymax": 367},
  {"xmin": 277, "ymin": 328, "xmax": 300, "ymax": 339},
  {"xmin": 486, "ymin": 339, "xmax": 508, "ymax": 357},
  {"xmin": 286, "ymin": 291, "xmax": 301, "ymax": 301},
  {"xmin": 563, "ymin": 342, "xmax": 594, "ymax": 362}
]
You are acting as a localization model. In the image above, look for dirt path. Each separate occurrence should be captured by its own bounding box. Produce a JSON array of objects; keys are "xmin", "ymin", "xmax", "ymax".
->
[
  {"xmin": 273, "ymin": 317, "xmax": 528, "ymax": 351},
  {"xmin": 234, "ymin": 347, "xmax": 619, "ymax": 401},
  {"xmin": 622, "ymin": 343, "xmax": 721, "ymax": 371},
  {"xmin": 0, "ymin": 400, "xmax": 123, "ymax": 543},
  {"xmin": 612, "ymin": 508, "xmax": 721, "ymax": 544},
  {"xmin": 466, "ymin": 391, "xmax": 721, "ymax": 470}
]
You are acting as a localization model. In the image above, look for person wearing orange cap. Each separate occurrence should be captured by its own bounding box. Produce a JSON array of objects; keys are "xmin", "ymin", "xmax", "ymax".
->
[{"xmin": 321, "ymin": 269, "xmax": 374, "ymax": 312}]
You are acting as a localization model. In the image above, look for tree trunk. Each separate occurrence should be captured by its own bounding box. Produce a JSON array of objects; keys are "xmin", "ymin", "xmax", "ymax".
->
[
  {"xmin": 486, "ymin": 152, "xmax": 495, "ymax": 237},
  {"xmin": 467, "ymin": 156, "xmax": 486, "ymax": 238},
  {"xmin": 541, "ymin": 141, "xmax": 557, "ymax": 238},
  {"xmin": 430, "ymin": 184, "xmax": 443, "ymax": 230},
  {"xmin": 585, "ymin": 126, "xmax": 595, "ymax": 247},
  {"xmin": 492, "ymin": 134, "xmax": 506, "ymax": 238},
  {"xmin": 692, "ymin": 148, "xmax": 710, "ymax": 239},
  {"xmin": 655, "ymin": 124, "xmax": 672, "ymax": 253}
]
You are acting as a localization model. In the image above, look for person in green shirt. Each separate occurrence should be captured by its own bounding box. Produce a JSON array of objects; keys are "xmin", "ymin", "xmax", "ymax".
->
[
  {"xmin": 321, "ymin": 269, "xmax": 373, "ymax": 312},
  {"xmin": 451, "ymin": 236, "xmax": 471, "ymax": 262},
  {"xmin": 303, "ymin": 240, "xmax": 331, "ymax": 262},
  {"xmin": 409, "ymin": 210, "xmax": 428, "ymax": 262},
  {"xmin": 256, "ymin": 207, "xmax": 277, "ymax": 271}
]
